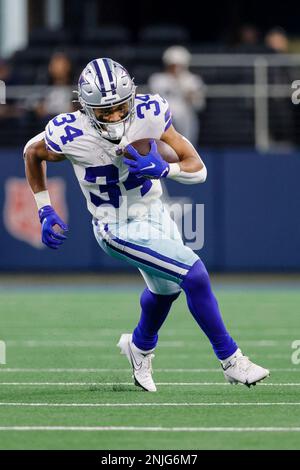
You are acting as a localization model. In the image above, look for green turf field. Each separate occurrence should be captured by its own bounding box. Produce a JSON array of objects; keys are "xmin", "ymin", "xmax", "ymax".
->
[{"xmin": 0, "ymin": 281, "xmax": 300, "ymax": 450}]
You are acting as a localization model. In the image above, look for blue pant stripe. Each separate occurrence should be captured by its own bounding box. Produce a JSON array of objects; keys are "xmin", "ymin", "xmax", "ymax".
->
[
  {"xmin": 104, "ymin": 225, "xmax": 191, "ymax": 272},
  {"xmin": 102, "ymin": 237, "xmax": 185, "ymax": 281}
]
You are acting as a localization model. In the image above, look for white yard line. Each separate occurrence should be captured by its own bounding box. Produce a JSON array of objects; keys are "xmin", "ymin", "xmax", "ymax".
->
[
  {"xmin": 3, "ymin": 339, "xmax": 284, "ymax": 348},
  {"xmin": 0, "ymin": 368, "xmax": 298, "ymax": 373},
  {"xmin": 0, "ymin": 382, "xmax": 299, "ymax": 386},
  {"xmin": 0, "ymin": 368, "xmax": 220, "ymax": 373},
  {"xmin": 0, "ymin": 402, "xmax": 300, "ymax": 407},
  {"xmin": 0, "ymin": 426, "xmax": 299, "ymax": 432},
  {"xmin": 5, "ymin": 340, "xmax": 183, "ymax": 348}
]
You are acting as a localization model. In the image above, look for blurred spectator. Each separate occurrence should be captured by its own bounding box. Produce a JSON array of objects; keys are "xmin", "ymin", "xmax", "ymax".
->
[
  {"xmin": 264, "ymin": 27, "xmax": 294, "ymax": 146},
  {"xmin": 148, "ymin": 45, "xmax": 206, "ymax": 146},
  {"xmin": 265, "ymin": 27, "xmax": 289, "ymax": 53},
  {"xmin": 34, "ymin": 52, "xmax": 75, "ymax": 121},
  {"xmin": 233, "ymin": 24, "xmax": 271, "ymax": 53},
  {"xmin": 238, "ymin": 24, "xmax": 260, "ymax": 47},
  {"xmin": 0, "ymin": 59, "xmax": 18, "ymax": 86}
]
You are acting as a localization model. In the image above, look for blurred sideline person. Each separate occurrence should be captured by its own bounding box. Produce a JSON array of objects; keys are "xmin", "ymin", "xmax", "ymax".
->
[
  {"xmin": 264, "ymin": 27, "xmax": 294, "ymax": 145},
  {"xmin": 234, "ymin": 24, "xmax": 262, "ymax": 51},
  {"xmin": 34, "ymin": 52, "xmax": 75, "ymax": 124},
  {"xmin": 24, "ymin": 57, "xmax": 269, "ymax": 392},
  {"xmin": 238, "ymin": 24, "xmax": 259, "ymax": 46},
  {"xmin": 148, "ymin": 46, "xmax": 206, "ymax": 146},
  {"xmin": 265, "ymin": 27, "xmax": 289, "ymax": 53}
]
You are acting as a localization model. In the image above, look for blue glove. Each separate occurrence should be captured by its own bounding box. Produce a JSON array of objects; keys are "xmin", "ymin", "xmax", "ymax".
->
[
  {"xmin": 124, "ymin": 139, "xmax": 170, "ymax": 179},
  {"xmin": 38, "ymin": 205, "xmax": 68, "ymax": 250}
]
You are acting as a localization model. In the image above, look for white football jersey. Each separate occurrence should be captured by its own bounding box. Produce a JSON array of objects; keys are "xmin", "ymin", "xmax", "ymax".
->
[{"xmin": 42, "ymin": 93, "xmax": 172, "ymax": 223}]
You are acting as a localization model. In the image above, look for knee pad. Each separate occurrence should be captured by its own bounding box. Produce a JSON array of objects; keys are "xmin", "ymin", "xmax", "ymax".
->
[{"xmin": 181, "ymin": 259, "xmax": 211, "ymax": 293}]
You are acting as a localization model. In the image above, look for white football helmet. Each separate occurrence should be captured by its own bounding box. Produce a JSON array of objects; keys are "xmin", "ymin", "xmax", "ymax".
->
[{"xmin": 77, "ymin": 58, "xmax": 136, "ymax": 141}]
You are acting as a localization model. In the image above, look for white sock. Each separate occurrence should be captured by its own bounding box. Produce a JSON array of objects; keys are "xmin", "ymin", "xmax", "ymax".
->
[
  {"xmin": 131, "ymin": 342, "xmax": 155, "ymax": 355},
  {"xmin": 221, "ymin": 348, "xmax": 242, "ymax": 367}
]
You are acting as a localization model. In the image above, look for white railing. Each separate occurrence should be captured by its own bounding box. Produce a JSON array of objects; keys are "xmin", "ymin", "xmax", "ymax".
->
[
  {"xmin": 3, "ymin": 54, "xmax": 300, "ymax": 151},
  {"xmin": 190, "ymin": 53, "xmax": 300, "ymax": 151}
]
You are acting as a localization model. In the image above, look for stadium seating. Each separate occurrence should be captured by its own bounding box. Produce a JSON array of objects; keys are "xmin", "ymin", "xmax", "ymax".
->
[
  {"xmin": 28, "ymin": 28, "xmax": 73, "ymax": 47},
  {"xmin": 80, "ymin": 25, "xmax": 132, "ymax": 45},
  {"xmin": 138, "ymin": 24, "xmax": 190, "ymax": 45},
  {"xmin": 0, "ymin": 25, "xmax": 295, "ymax": 148}
]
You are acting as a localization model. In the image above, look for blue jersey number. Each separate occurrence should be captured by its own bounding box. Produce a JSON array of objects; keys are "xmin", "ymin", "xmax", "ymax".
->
[
  {"xmin": 84, "ymin": 165, "xmax": 152, "ymax": 208},
  {"xmin": 85, "ymin": 165, "xmax": 122, "ymax": 208},
  {"xmin": 136, "ymin": 95, "xmax": 161, "ymax": 119},
  {"xmin": 53, "ymin": 114, "xmax": 76, "ymax": 126},
  {"xmin": 52, "ymin": 114, "xmax": 83, "ymax": 145}
]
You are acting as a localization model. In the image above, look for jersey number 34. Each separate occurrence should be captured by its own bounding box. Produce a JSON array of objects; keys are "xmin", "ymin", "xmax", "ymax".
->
[{"xmin": 53, "ymin": 114, "xmax": 83, "ymax": 144}]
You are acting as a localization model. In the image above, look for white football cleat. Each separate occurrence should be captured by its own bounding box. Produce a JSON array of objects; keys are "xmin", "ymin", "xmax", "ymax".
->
[
  {"xmin": 117, "ymin": 333, "xmax": 157, "ymax": 392},
  {"xmin": 221, "ymin": 348, "xmax": 270, "ymax": 387}
]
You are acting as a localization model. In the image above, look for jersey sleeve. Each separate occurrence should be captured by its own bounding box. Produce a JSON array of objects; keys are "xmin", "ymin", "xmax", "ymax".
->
[
  {"xmin": 135, "ymin": 94, "xmax": 173, "ymax": 138},
  {"xmin": 44, "ymin": 115, "xmax": 65, "ymax": 154},
  {"xmin": 44, "ymin": 112, "xmax": 84, "ymax": 156},
  {"xmin": 152, "ymin": 94, "xmax": 173, "ymax": 135},
  {"xmin": 23, "ymin": 131, "xmax": 46, "ymax": 156}
]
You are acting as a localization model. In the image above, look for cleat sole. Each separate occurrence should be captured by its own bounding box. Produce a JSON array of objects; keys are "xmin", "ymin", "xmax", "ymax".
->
[{"xmin": 134, "ymin": 376, "xmax": 148, "ymax": 391}]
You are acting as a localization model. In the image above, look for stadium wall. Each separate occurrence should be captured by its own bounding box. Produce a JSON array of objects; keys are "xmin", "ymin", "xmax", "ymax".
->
[{"xmin": 1, "ymin": 148, "xmax": 299, "ymax": 272}]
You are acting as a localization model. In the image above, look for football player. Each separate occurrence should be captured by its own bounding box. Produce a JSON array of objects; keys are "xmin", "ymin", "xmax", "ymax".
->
[{"xmin": 24, "ymin": 58, "xmax": 269, "ymax": 391}]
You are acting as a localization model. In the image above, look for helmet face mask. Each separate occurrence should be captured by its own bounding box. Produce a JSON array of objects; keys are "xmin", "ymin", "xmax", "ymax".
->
[
  {"xmin": 78, "ymin": 58, "xmax": 136, "ymax": 141},
  {"xmin": 84, "ymin": 94, "xmax": 136, "ymax": 141}
]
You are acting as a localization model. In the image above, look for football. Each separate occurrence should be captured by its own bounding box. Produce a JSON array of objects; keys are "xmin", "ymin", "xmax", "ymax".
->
[{"xmin": 122, "ymin": 138, "xmax": 180, "ymax": 163}]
